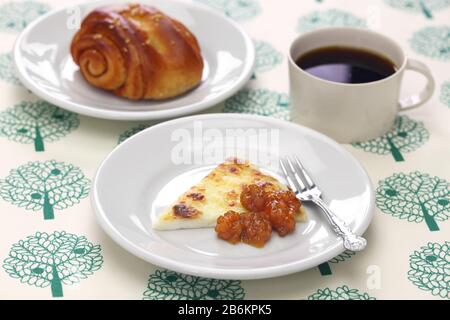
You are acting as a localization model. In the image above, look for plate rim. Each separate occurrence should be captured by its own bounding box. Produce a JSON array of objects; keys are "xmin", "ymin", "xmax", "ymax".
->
[
  {"xmin": 91, "ymin": 113, "xmax": 375, "ymax": 280},
  {"xmin": 13, "ymin": 0, "xmax": 255, "ymax": 121}
]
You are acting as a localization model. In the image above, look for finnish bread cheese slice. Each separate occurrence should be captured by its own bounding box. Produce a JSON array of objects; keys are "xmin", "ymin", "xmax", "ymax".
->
[{"xmin": 153, "ymin": 159, "xmax": 306, "ymax": 230}]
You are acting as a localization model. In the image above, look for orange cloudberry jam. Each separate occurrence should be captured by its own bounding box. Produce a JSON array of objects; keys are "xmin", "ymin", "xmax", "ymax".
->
[{"xmin": 215, "ymin": 184, "xmax": 301, "ymax": 247}]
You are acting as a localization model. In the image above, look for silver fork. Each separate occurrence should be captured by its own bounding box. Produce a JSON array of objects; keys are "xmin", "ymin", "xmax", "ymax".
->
[{"xmin": 280, "ymin": 155, "xmax": 367, "ymax": 251}]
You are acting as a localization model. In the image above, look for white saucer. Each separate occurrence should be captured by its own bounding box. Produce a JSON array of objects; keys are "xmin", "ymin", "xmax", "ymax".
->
[
  {"xmin": 92, "ymin": 114, "xmax": 374, "ymax": 279},
  {"xmin": 13, "ymin": 0, "xmax": 254, "ymax": 120}
]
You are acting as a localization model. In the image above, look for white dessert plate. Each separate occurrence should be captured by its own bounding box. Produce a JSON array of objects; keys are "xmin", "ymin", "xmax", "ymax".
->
[
  {"xmin": 13, "ymin": 0, "xmax": 254, "ymax": 120},
  {"xmin": 92, "ymin": 114, "xmax": 374, "ymax": 280}
]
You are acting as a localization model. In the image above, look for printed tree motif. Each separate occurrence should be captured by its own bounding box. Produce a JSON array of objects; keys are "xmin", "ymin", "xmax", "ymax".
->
[
  {"xmin": 353, "ymin": 116, "xmax": 429, "ymax": 162},
  {"xmin": 440, "ymin": 81, "xmax": 450, "ymax": 107},
  {"xmin": 0, "ymin": 160, "xmax": 90, "ymax": 220},
  {"xmin": 224, "ymin": 89, "xmax": 290, "ymax": 120},
  {"xmin": 3, "ymin": 231, "xmax": 103, "ymax": 298},
  {"xmin": 308, "ymin": 285, "xmax": 376, "ymax": 300},
  {"xmin": 410, "ymin": 26, "xmax": 450, "ymax": 61},
  {"xmin": 0, "ymin": 1, "xmax": 50, "ymax": 33},
  {"xmin": 143, "ymin": 269, "xmax": 245, "ymax": 300},
  {"xmin": 376, "ymin": 171, "xmax": 450, "ymax": 231},
  {"xmin": 0, "ymin": 52, "xmax": 21, "ymax": 85},
  {"xmin": 317, "ymin": 250, "xmax": 356, "ymax": 276},
  {"xmin": 252, "ymin": 40, "xmax": 283, "ymax": 78},
  {"xmin": 194, "ymin": 0, "xmax": 261, "ymax": 21},
  {"xmin": 118, "ymin": 124, "xmax": 149, "ymax": 144},
  {"xmin": 297, "ymin": 9, "xmax": 366, "ymax": 33},
  {"xmin": 0, "ymin": 100, "xmax": 79, "ymax": 152},
  {"xmin": 408, "ymin": 241, "xmax": 449, "ymax": 299},
  {"xmin": 384, "ymin": 0, "xmax": 450, "ymax": 19}
]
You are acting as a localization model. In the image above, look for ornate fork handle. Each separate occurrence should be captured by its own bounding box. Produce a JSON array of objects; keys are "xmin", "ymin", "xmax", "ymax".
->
[
  {"xmin": 280, "ymin": 155, "xmax": 368, "ymax": 252},
  {"xmin": 313, "ymin": 197, "xmax": 367, "ymax": 252}
]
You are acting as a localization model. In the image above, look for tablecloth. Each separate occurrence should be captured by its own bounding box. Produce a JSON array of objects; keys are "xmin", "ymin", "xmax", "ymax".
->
[{"xmin": 0, "ymin": 0, "xmax": 449, "ymax": 300}]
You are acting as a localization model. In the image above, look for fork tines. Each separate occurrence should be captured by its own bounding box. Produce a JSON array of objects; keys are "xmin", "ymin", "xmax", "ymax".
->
[{"xmin": 279, "ymin": 155, "xmax": 315, "ymax": 193}]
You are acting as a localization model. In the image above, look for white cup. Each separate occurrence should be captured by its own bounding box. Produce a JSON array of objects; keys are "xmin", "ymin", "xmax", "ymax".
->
[{"xmin": 288, "ymin": 27, "xmax": 435, "ymax": 143}]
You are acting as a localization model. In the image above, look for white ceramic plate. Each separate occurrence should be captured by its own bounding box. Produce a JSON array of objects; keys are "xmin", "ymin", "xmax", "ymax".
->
[
  {"xmin": 92, "ymin": 114, "xmax": 374, "ymax": 279},
  {"xmin": 13, "ymin": 0, "xmax": 254, "ymax": 120}
]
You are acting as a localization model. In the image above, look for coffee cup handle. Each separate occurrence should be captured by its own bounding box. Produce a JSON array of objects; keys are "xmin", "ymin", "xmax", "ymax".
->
[{"xmin": 399, "ymin": 59, "xmax": 435, "ymax": 110}]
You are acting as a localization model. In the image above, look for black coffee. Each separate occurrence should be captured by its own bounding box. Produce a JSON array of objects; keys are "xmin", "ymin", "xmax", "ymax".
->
[{"xmin": 295, "ymin": 46, "xmax": 397, "ymax": 84}]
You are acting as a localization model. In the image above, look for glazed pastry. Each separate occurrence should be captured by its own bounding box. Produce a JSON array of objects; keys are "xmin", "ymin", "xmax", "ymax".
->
[{"xmin": 70, "ymin": 3, "xmax": 204, "ymax": 100}]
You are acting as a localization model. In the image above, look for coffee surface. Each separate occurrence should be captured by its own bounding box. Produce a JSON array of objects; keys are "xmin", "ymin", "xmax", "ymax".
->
[{"xmin": 295, "ymin": 46, "xmax": 397, "ymax": 84}]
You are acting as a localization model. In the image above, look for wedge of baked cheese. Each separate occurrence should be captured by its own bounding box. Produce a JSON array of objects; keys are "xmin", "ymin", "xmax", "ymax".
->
[{"xmin": 153, "ymin": 158, "xmax": 306, "ymax": 230}]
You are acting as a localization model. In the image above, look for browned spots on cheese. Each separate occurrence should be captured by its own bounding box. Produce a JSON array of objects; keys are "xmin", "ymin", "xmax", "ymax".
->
[
  {"xmin": 226, "ymin": 190, "xmax": 238, "ymax": 200},
  {"xmin": 226, "ymin": 157, "xmax": 248, "ymax": 165},
  {"xmin": 173, "ymin": 204, "xmax": 200, "ymax": 218},
  {"xmin": 229, "ymin": 166, "xmax": 239, "ymax": 174},
  {"xmin": 187, "ymin": 192, "xmax": 204, "ymax": 201},
  {"xmin": 226, "ymin": 191, "xmax": 239, "ymax": 207},
  {"xmin": 256, "ymin": 181, "xmax": 273, "ymax": 188},
  {"xmin": 216, "ymin": 158, "xmax": 249, "ymax": 174},
  {"xmin": 206, "ymin": 171, "xmax": 221, "ymax": 183}
]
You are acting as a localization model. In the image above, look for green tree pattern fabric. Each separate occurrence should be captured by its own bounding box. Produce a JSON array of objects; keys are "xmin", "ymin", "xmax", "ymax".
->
[
  {"xmin": 3, "ymin": 231, "xmax": 103, "ymax": 298},
  {"xmin": 297, "ymin": 9, "xmax": 365, "ymax": 33},
  {"xmin": 194, "ymin": 0, "xmax": 261, "ymax": 21},
  {"xmin": 0, "ymin": 100, "xmax": 79, "ymax": 152},
  {"xmin": 410, "ymin": 26, "xmax": 450, "ymax": 61},
  {"xmin": 0, "ymin": 1, "xmax": 50, "ymax": 33},
  {"xmin": 317, "ymin": 250, "xmax": 356, "ymax": 276},
  {"xmin": 376, "ymin": 171, "xmax": 450, "ymax": 231},
  {"xmin": 118, "ymin": 124, "xmax": 149, "ymax": 144},
  {"xmin": 308, "ymin": 285, "xmax": 376, "ymax": 300},
  {"xmin": 384, "ymin": 0, "xmax": 450, "ymax": 19},
  {"xmin": 253, "ymin": 40, "xmax": 283, "ymax": 74},
  {"xmin": 0, "ymin": 51, "xmax": 20, "ymax": 85},
  {"xmin": 143, "ymin": 269, "xmax": 245, "ymax": 300},
  {"xmin": 352, "ymin": 116, "xmax": 429, "ymax": 162},
  {"xmin": 408, "ymin": 241, "xmax": 449, "ymax": 299},
  {"xmin": 440, "ymin": 81, "xmax": 450, "ymax": 107},
  {"xmin": 224, "ymin": 89, "xmax": 290, "ymax": 120},
  {"xmin": 0, "ymin": 160, "xmax": 90, "ymax": 220}
]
